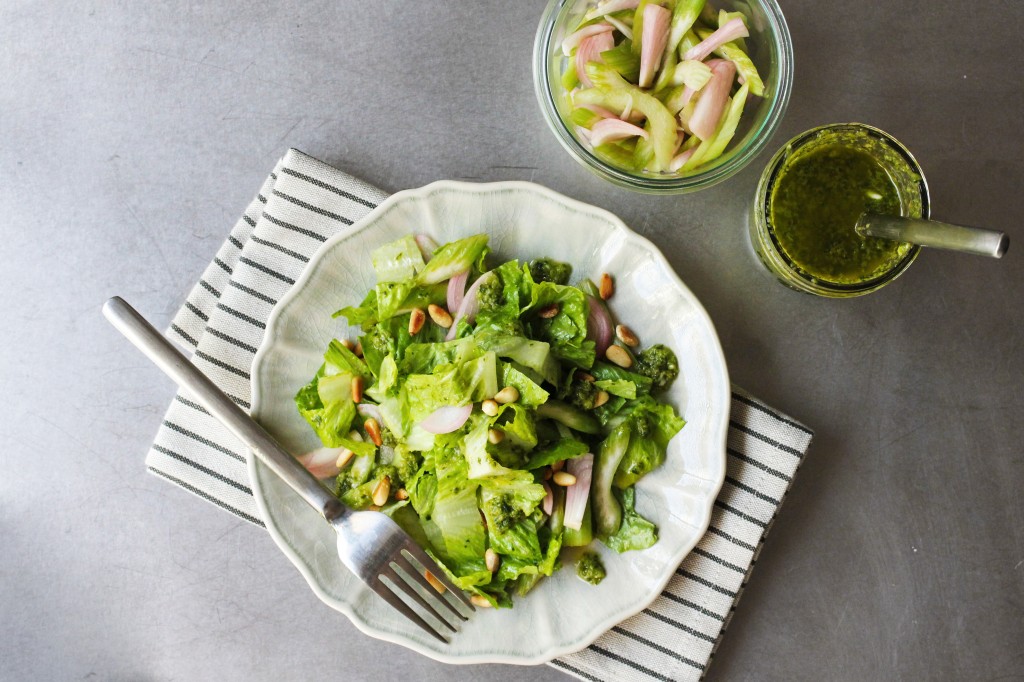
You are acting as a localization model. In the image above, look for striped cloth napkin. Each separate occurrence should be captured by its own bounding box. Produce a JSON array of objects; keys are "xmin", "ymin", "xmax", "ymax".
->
[{"xmin": 150, "ymin": 149, "xmax": 813, "ymax": 681}]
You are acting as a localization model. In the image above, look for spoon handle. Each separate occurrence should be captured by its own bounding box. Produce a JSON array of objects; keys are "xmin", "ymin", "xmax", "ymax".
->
[{"xmin": 856, "ymin": 215, "xmax": 1008, "ymax": 258}]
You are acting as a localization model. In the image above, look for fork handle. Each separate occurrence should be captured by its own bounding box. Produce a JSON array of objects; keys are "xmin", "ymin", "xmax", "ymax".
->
[{"xmin": 103, "ymin": 296, "xmax": 348, "ymax": 524}]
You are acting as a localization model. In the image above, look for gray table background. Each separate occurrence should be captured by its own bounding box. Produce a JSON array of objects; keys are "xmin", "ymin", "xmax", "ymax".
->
[{"xmin": 3, "ymin": 1, "xmax": 1022, "ymax": 680}]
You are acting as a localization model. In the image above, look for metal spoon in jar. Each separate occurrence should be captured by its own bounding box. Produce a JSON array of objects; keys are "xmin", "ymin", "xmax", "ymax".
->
[{"xmin": 855, "ymin": 214, "xmax": 1009, "ymax": 258}]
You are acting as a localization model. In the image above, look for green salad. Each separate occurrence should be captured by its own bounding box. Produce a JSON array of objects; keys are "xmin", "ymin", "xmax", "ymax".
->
[{"xmin": 293, "ymin": 233, "xmax": 685, "ymax": 608}]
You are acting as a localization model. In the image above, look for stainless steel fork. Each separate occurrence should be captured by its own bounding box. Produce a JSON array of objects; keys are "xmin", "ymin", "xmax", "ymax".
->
[{"xmin": 102, "ymin": 296, "xmax": 473, "ymax": 642}]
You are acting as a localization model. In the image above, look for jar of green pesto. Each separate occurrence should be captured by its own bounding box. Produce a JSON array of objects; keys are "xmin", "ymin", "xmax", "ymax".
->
[{"xmin": 751, "ymin": 123, "xmax": 930, "ymax": 297}]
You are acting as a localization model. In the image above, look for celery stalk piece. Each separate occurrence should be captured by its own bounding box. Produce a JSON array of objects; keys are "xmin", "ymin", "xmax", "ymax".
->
[
  {"xmin": 632, "ymin": 125, "xmax": 655, "ymax": 171},
  {"xmin": 584, "ymin": 61, "xmax": 632, "ymax": 90},
  {"xmin": 718, "ymin": 9, "xmax": 748, "ymax": 52},
  {"xmin": 570, "ymin": 107, "xmax": 603, "ymax": 129},
  {"xmin": 581, "ymin": 64, "xmax": 677, "ymax": 169},
  {"xmin": 682, "ymin": 82, "xmax": 749, "ymax": 171},
  {"xmin": 593, "ymin": 142, "xmax": 637, "ymax": 170},
  {"xmin": 659, "ymin": 84, "xmax": 690, "ymax": 115},
  {"xmin": 562, "ymin": 61, "xmax": 580, "ymax": 90},
  {"xmin": 672, "ymin": 59, "xmax": 712, "ymax": 90},
  {"xmin": 677, "ymin": 29, "xmax": 701, "ymax": 58},
  {"xmin": 665, "ymin": 0, "xmax": 705, "ymax": 56},
  {"xmin": 651, "ymin": 45, "xmax": 677, "ymax": 94},
  {"xmin": 600, "ymin": 40, "xmax": 641, "ymax": 82},
  {"xmin": 696, "ymin": 27, "xmax": 764, "ymax": 96},
  {"xmin": 630, "ymin": 0, "xmax": 649, "ymax": 54}
]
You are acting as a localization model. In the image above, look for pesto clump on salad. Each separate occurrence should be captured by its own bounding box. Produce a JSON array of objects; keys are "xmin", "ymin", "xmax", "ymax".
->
[{"xmin": 294, "ymin": 233, "xmax": 684, "ymax": 608}]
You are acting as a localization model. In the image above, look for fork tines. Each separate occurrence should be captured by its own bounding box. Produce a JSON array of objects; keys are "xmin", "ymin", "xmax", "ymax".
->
[{"xmin": 371, "ymin": 541, "xmax": 475, "ymax": 642}]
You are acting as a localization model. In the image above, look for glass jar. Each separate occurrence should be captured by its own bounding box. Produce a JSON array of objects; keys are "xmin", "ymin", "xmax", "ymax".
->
[{"xmin": 751, "ymin": 123, "xmax": 931, "ymax": 297}]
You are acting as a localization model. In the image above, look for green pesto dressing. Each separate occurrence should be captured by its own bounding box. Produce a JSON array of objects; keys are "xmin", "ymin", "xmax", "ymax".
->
[
  {"xmin": 768, "ymin": 143, "xmax": 912, "ymax": 285},
  {"xmin": 576, "ymin": 551, "xmax": 606, "ymax": 585}
]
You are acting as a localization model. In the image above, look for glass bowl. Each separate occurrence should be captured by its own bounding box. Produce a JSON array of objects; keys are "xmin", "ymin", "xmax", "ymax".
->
[
  {"xmin": 533, "ymin": 0, "xmax": 794, "ymax": 194},
  {"xmin": 750, "ymin": 123, "xmax": 930, "ymax": 298}
]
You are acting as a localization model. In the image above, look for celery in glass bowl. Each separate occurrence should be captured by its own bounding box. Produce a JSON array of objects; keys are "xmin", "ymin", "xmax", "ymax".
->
[{"xmin": 533, "ymin": 0, "xmax": 793, "ymax": 193}]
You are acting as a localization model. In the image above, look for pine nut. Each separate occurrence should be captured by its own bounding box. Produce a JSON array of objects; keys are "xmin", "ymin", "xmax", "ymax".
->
[
  {"xmin": 408, "ymin": 308, "xmax": 426, "ymax": 335},
  {"xmin": 481, "ymin": 399, "xmax": 500, "ymax": 417},
  {"xmin": 485, "ymin": 548, "xmax": 500, "ymax": 573},
  {"xmin": 427, "ymin": 303, "xmax": 453, "ymax": 328},
  {"xmin": 340, "ymin": 339, "xmax": 356, "ymax": 351},
  {"xmin": 494, "ymin": 386, "xmax": 520, "ymax": 404},
  {"xmin": 593, "ymin": 390, "xmax": 610, "ymax": 408},
  {"xmin": 551, "ymin": 459, "xmax": 564, "ymax": 472},
  {"xmin": 544, "ymin": 468, "xmax": 553, "ymax": 481},
  {"xmin": 354, "ymin": 341, "xmax": 363, "ymax": 357},
  {"xmin": 605, "ymin": 344, "xmax": 633, "ymax": 368},
  {"xmin": 425, "ymin": 570, "xmax": 446, "ymax": 594},
  {"xmin": 576, "ymin": 372, "xmax": 595, "ymax": 383},
  {"xmin": 335, "ymin": 448, "xmax": 355, "ymax": 469},
  {"xmin": 553, "ymin": 471, "xmax": 577, "ymax": 487},
  {"xmin": 395, "ymin": 488, "xmax": 409, "ymax": 501},
  {"xmin": 364, "ymin": 418, "xmax": 383, "ymax": 446},
  {"xmin": 367, "ymin": 504, "xmax": 381, "ymax": 512},
  {"xmin": 371, "ymin": 476, "xmax": 391, "ymax": 506},
  {"xmin": 470, "ymin": 595, "xmax": 493, "ymax": 608},
  {"xmin": 488, "ymin": 428, "xmax": 505, "ymax": 445},
  {"xmin": 538, "ymin": 303, "xmax": 559, "ymax": 319},
  {"xmin": 599, "ymin": 273, "xmax": 614, "ymax": 300},
  {"xmin": 351, "ymin": 375, "xmax": 364, "ymax": 403},
  {"xmin": 615, "ymin": 324, "xmax": 639, "ymax": 347}
]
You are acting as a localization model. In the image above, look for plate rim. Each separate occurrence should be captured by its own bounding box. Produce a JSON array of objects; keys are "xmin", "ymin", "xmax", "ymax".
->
[{"xmin": 249, "ymin": 179, "xmax": 730, "ymax": 665}]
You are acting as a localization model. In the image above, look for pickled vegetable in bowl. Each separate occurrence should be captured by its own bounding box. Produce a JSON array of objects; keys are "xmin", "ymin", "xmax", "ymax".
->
[
  {"xmin": 561, "ymin": 0, "xmax": 763, "ymax": 175},
  {"xmin": 534, "ymin": 0, "xmax": 793, "ymax": 193}
]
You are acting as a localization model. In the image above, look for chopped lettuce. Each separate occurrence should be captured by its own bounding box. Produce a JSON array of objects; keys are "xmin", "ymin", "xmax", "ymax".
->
[{"xmin": 296, "ymin": 232, "xmax": 687, "ymax": 606}]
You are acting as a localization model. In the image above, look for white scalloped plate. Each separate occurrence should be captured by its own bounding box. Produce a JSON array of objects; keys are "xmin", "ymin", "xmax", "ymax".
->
[{"xmin": 249, "ymin": 181, "xmax": 729, "ymax": 665}]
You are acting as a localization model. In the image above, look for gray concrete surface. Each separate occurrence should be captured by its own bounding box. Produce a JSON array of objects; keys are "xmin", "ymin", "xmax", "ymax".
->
[{"xmin": 2, "ymin": 1, "xmax": 1022, "ymax": 680}]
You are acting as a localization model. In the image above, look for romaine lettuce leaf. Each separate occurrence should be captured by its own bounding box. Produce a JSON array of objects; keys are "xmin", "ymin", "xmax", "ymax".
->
[
  {"xmin": 499, "ymin": 362, "xmax": 549, "ymax": 407},
  {"xmin": 401, "ymin": 352, "xmax": 498, "ymax": 422},
  {"xmin": 375, "ymin": 280, "xmax": 447, "ymax": 321},
  {"xmin": 294, "ymin": 366, "xmax": 357, "ymax": 448},
  {"xmin": 525, "ymin": 280, "xmax": 596, "ymax": 368},
  {"xmin": 524, "ymin": 438, "xmax": 589, "ymax": 470},
  {"xmin": 612, "ymin": 397, "xmax": 687, "ymax": 487},
  {"xmin": 429, "ymin": 441, "xmax": 487, "ymax": 574},
  {"xmin": 602, "ymin": 487, "xmax": 658, "ymax": 552},
  {"xmin": 476, "ymin": 333, "xmax": 561, "ymax": 386},
  {"xmin": 324, "ymin": 339, "xmax": 371, "ymax": 379},
  {"xmin": 372, "ymin": 235, "xmax": 426, "ymax": 283},
  {"xmin": 333, "ymin": 288, "xmax": 377, "ymax": 326},
  {"xmin": 487, "ymin": 514, "xmax": 542, "ymax": 563},
  {"xmin": 492, "ymin": 403, "xmax": 538, "ymax": 451},
  {"xmin": 415, "ymin": 234, "xmax": 489, "ymax": 285},
  {"xmin": 595, "ymin": 378, "xmax": 637, "ymax": 399}
]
